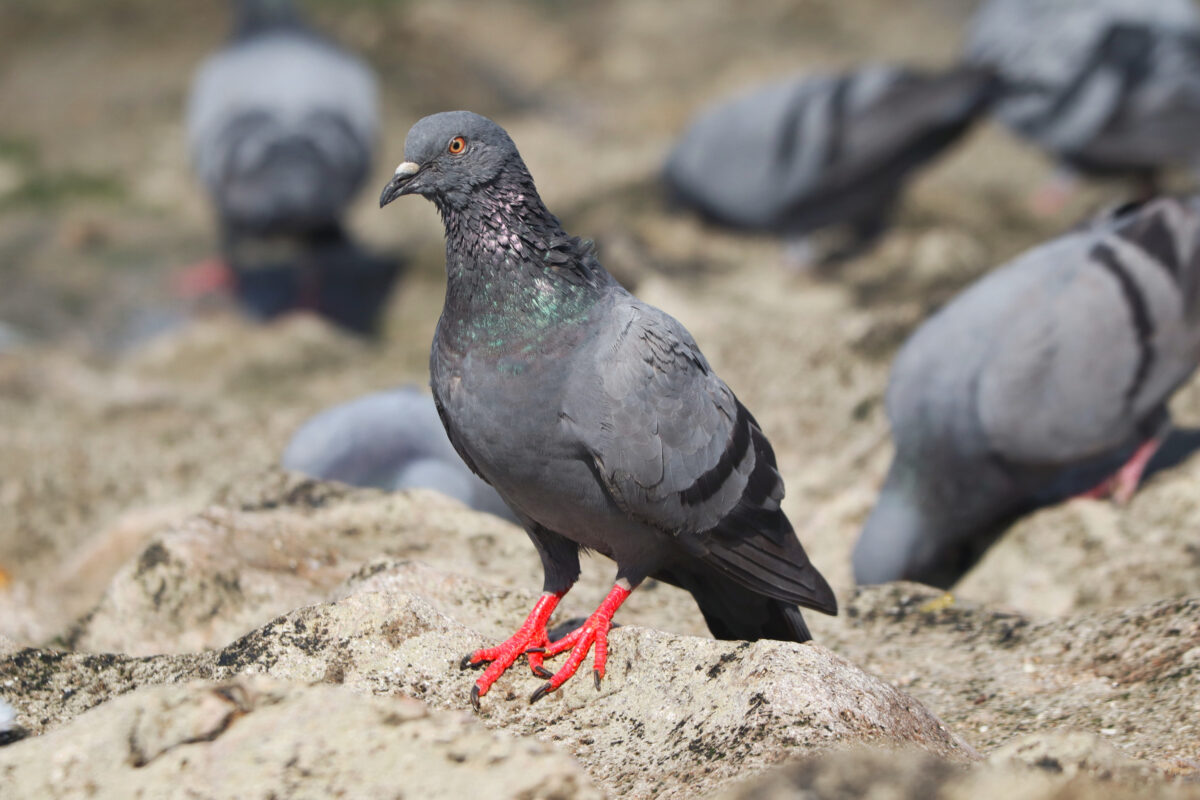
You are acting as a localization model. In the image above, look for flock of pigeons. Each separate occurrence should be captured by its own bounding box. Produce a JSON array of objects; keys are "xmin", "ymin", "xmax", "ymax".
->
[{"xmin": 190, "ymin": 0, "xmax": 1200, "ymax": 706}]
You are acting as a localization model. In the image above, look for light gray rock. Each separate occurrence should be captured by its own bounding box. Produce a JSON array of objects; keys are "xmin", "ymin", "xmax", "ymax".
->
[
  {"xmin": 0, "ymin": 676, "xmax": 603, "ymax": 800},
  {"xmin": 710, "ymin": 745, "xmax": 1200, "ymax": 800},
  {"xmin": 822, "ymin": 583, "xmax": 1200, "ymax": 772},
  {"xmin": 987, "ymin": 730, "xmax": 1163, "ymax": 782},
  {"xmin": 67, "ymin": 470, "xmax": 534, "ymax": 656}
]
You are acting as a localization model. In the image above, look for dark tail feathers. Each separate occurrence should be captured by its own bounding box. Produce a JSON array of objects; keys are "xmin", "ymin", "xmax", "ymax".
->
[{"xmin": 656, "ymin": 566, "xmax": 821, "ymax": 643}]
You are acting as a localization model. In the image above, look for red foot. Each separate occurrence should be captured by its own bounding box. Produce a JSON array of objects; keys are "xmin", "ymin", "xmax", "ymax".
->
[
  {"xmin": 460, "ymin": 591, "xmax": 563, "ymax": 709},
  {"xmin": 173, "ymin": 258, "xmax": 234, "ymax": 299},
  {"xmin": 1077, "ymin": 437, "xmax": 1163, "ymax": 505},
  {"xmin": 530, "ymin": 584, "xmax": 631, "ymax": 704},
  {"xmin": 1028, "ymin": 169, "xmax": 1081, "ymax": 218}
]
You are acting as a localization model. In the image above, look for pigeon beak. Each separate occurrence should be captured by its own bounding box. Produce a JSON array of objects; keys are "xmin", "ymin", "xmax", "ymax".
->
[{"xmin": 379, "ymin": 161, "xmax": 422, "ymax": 208}]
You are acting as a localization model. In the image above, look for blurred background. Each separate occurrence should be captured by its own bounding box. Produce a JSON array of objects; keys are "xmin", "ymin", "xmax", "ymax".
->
[{"xmin": 0, "ymin": 0, "xmax": 1069, "ymax": 351}]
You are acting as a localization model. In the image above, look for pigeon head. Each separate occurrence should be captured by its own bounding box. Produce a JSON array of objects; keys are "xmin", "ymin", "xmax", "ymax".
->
[
  {"xmin": 852, "ymin": 475, "xmax": 933, "ymax": 586},
  {"xmin": 854, "ymin": 459, "xmax": 1012, "ymax": 589},
  {"xmin": 379, "ymin": 111, "xmax": 525, "ymax": 210}
]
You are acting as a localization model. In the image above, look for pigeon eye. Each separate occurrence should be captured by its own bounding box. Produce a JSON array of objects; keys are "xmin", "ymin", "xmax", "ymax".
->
[{"xmin": 447, "ymin": 136, "xmax": 467, "ymax": 155}]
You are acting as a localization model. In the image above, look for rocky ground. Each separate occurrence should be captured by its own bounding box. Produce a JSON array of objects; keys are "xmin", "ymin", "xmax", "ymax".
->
[{"xmin": 2, "ymin": 0, "xmax": 1200, "ymax": 798}]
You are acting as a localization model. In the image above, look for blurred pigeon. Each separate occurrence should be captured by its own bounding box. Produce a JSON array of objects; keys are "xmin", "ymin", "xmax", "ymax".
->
[
  {"xmin": 0, "ymin": 698, "xmax": 25, "ymax": 746},
  {"xmin": 854, "ymin": 196, "xmax": 1200, "ymax": 588},
  {"xmin": 965, "ymin": 0, "xmax": 1200, "ymax": 211},
  {"xmin": 663, "ymin": 63, "xmax": 997, "ymax": 268},
  {"xmin": 379, "ymin": 111, "xmax": 836, "ymax": 707},
  {"xmin": 281, "ymin": 386, "xmax": 517, "ymax": 522},
  {"xmin": 185, "ymin": 0, "xmax": 401, "ymax": 335}
]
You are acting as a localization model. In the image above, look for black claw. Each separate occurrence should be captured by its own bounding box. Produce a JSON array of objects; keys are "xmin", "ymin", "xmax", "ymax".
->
[
  {"xmin": 533, "ymin": 666, "xmax": 554, "ymax": 679},
  {"xmin": 530, "ymin": 682, "xmax": 553, "ymax": 704},
  {"xmin": 469, "ymin": 685, "xmax": 481, "ymax": 711},
  {"xmin": 525, "ymin": 646, "xmax": 546, "ymax": 654},
  {"xmin": 460, "ymin": 654, "xmax": 484, "ymax": 671},
  {"xmin": 594, "ymin": 670, "xmax": 602, "ymax": 690}
]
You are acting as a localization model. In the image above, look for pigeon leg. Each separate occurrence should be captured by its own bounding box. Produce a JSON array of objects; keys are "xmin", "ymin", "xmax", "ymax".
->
[
  {"xmin": 461, "ymin": 590, "xmax": 564, "ymax": 709},
  {"xmin": 1077, "ymin": 436, "xmax": 1164, "ymax": 505},
  {"xmin": 1029, "ymin": 167, "xmax": 1080, "ymax": 217},
  {"xmin": 782, "ymin": 236, "xmax": 817, "ymax": 274},
  {"xmin": 173, "ymin": 257, "xmax": 234, "ymax": 299},
  {"xmin": 530, "ymin": 583, "xmax": 632, "ymax": 703}
]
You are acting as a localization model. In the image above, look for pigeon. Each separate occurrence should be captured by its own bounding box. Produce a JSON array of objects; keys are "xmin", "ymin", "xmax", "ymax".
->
[
  {"xmin": 281, "ymin": 386, "xmax": 517, "ymax": 523},
  {"xmin": 0, "ymin": 698, "xmax": 25, "ymax": 747},
  {"xmin": 854, "ymin": 195, "xmax": 1200, "ymax": 588},
  {"xmin": 663, "ymin": 63, "xmax": 997, "ymax": 267},
  {"xmin": 964, "ymin": 0, "xmax": 1200, "ymax": 210},
  {"xmin": 185, "ymin": 0, "xmax": 401, "ymax": 335},
  {"xmin": 379, "ymin": 111, "xmax": 837, "ymax": 707}
]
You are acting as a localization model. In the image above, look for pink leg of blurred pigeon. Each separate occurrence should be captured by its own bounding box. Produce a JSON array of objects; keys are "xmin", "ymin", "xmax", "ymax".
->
[
  {"xmin": 1029, "ymin": 168, "xmax": 1080, "ymax": 218},
  {"xmin": 781, "ymin": 236, "xmax": 818, "ymax": 274},
  {"xmin": 1077, "ymin": 437, "xmax": 1163, "ymax": 505},
  {"xmin": 173, "ymin": 257, "xmax": 234, "ymax": 299}
]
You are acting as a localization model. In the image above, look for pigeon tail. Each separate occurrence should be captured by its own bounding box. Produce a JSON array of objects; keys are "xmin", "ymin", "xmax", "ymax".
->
[{"xmin": 658, "ymin": 565, "xmax": 818, "ymax": 643}]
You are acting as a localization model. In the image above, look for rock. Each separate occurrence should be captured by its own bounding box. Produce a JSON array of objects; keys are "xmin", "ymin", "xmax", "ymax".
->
[
  {"xmin": 1, "ymin": 562, "xmax": 973, "ymax": 798},
  {"xmin": 955, "ymin": 466, "xmax": 1200, "ymax": 616},
  {"xmin": 68, "ymin": 468, "xmax": 706, "ymax": 656},
  {"xmin": 987, "ymin": 730, "xmax": 1158, "ymax": 782},
  {"xmin": 67, "ymin": 470, "xmax": 537, "ymax": 655},
  {"xmin": 0, "ymin": 676, "xmax": 603, "ymax": 800},
  {"xmin": 710, "ymin": 745, "xmax": 1200, "ymax": 800},
  {"xmin": 821, "ymin": 584, "xmax": 1200, "ymax": 773}
]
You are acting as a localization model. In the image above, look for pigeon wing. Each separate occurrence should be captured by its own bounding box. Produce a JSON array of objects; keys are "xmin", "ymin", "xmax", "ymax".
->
[
  {"xmin": 819, "ymin": 65, "xmax": 996, "ymax": 189},
  {"xmin": 564, "ymin": 298, "xmax": 836, "ymax": 614},
  {"xmin": 979, "ymin": 199, "xmax": 1200, "ymax": 465}
]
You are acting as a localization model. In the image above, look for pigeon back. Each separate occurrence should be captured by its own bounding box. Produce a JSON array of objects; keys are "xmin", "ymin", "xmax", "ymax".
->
[{"xmin": 664, "ymin": 64, "xmax": 993, "ymax": 235}]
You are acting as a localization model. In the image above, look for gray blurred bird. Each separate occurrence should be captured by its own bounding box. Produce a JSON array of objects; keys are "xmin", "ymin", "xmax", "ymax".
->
[
  {"xmin": 854, "ymin": 196, "xmax": 1200, "ymax": 588},
  {"xmin": 186, "ymin": 0, "xmax": 399, "ymax": 334},
  {"xmin": 663, "ymin": 63, "xmax": 997, "ymax": 267},
  {"xmin": 965, "ymin": 0, "xmax": 1200, "ymax": 211},
  {"xmin": 379, "ymin": 111, "xmax": 836, "ymax": 707},
  {"xmin": 281, "ymin": 386, "xmax": 517, "ymax": 523}
]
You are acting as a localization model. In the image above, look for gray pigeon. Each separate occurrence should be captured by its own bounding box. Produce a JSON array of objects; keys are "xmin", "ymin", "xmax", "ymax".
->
[
  {"xmin": 186, "ymin": 0, "xmax": 399, "ymax": 334},
  {"xmin": 379, "ymin": 111, "xmax": 836, "ymax": 707},
  {"xmin": 854, "ymin": 196, "xmax": 1200, "ymax": 588},
  {"xmin": 281, "ymin": 386, "xmax": 517, "ymax": 523},
  {"xmin": 0, "ymin": 698, "xmax": 24, "ymax": 746},
  {"xmin": 663, "ymin": 63, "xmax": 996, "ymax": 266},
  {"xmin": 965, "ymin": 0, "xmax": 1200, "ymax": 202}
]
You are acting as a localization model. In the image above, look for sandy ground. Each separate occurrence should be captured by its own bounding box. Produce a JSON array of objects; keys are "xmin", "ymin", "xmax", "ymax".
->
[{"xmin": 2, "ymin": 0, "xmax": 1200, "ymax": 792}]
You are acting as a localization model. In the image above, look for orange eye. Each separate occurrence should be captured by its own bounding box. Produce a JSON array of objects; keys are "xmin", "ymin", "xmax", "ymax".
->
[{"xmin": 447, "ymin": 136, "xmax": 466, "ymax": 155}]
